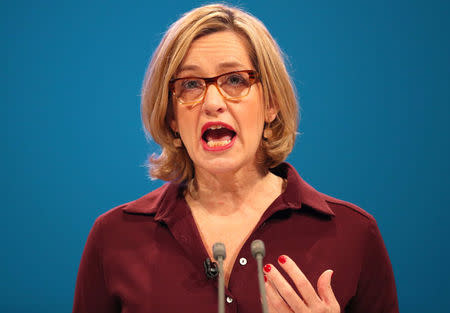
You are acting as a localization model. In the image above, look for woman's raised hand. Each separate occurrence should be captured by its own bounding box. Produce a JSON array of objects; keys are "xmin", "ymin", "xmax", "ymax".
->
[{"xmin": 263, "ymin": 255, "xmax": 340, "ymax": 313}]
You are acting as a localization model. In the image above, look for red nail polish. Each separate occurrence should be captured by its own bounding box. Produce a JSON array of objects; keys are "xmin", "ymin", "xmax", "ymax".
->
[
  {"xmin": 263, "ymin": 264, "xmax": 271, "ymax": 273},
  {"xmin": 264, "ymin": 275, "xmax": 267, "ymax": 282},
  {"xmin": 278, "ymin": 255, "xmax": 287, "ymax": 264}
]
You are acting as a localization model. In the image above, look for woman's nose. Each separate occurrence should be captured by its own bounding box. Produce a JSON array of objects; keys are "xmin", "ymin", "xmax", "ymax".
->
[{"xmin": 201, "ymin": 84, "xmax": 226, "ymax": 115}]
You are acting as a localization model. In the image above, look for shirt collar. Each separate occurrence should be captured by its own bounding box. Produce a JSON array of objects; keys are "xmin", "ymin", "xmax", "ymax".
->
[
  {"xmin": 122, "ymin": 162, "xmax": 335, "ymax": 218},
  {"xmin": 273, "ymin": 163, "xmax": 335, "ymax": 216},
  {"xmin": 122, "ymin": 182, "xmax": 180, "ymax": 220}
]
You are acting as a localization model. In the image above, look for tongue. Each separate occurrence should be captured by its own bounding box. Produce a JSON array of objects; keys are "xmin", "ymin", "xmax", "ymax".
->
[{"xmin": 205, "ymin": 128, "xmax": 234, "ymax": 142}]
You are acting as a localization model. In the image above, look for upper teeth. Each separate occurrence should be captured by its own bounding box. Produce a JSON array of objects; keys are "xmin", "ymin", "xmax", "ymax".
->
[{"xmin": 208, "ymin": 125, "xmax": 224, "ymax": 130}]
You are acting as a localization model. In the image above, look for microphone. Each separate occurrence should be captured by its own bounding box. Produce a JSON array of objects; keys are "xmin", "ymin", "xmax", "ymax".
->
[
  {"xmin": 251, "ymin": 239, "xmax": 268, "ymax": 313},
  {"xmin": 212, "ymin": 242, "xmax": 226, "ymax": 313},
  {"xmin": 203, "ymin": 258, "xmax": 219, "ymax": 279}
]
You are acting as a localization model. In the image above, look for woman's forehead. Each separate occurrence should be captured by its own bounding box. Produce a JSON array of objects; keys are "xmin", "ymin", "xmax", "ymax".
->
[{"xmin": 177, "ymin": 31, "xmax": 253, "ymax": 77}]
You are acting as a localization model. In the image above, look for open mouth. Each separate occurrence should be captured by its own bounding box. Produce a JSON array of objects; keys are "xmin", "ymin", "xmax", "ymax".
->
[{"xmin": 201, "ymin": 122, "xmax": 236, "ymax": 150}]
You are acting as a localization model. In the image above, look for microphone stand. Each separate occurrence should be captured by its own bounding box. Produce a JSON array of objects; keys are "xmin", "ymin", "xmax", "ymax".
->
[
  {"xmin": 213, "ymin": 242, "xmax": 226, "ymax": 313},
  {"xmin": 251, "ymin": 239, "xmax": 269, "ymax": 313}
]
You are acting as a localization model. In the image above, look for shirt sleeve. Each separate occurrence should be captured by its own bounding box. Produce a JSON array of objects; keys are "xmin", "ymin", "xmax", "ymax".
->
[
  {"xmin": 72, "ymin": 217, "xmax": 120, "ymax": 313},
  {"xmin": 347, "ymin": 218, "xmax": 399, "ymax": 313}
]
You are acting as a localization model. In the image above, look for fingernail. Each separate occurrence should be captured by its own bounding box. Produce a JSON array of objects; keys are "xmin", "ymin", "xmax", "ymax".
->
[
  {"xmin": 264, "ymin": 275, "xmax": 267, "ymax": 282},
  {"xmin": 278, "ymin": 255, "xmax": 287, "ymax": 264},
  {"xmin": 263, "ymin": 264, "xmax": 271, "ymax": 273}
]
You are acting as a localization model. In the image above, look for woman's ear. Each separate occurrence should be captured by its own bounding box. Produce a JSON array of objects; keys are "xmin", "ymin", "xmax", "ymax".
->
[
  {"xmin": 170, "ymin": 119, "xmax": 178, "ymax": 133},
  {"xmin": 265, "ymin": 104, "xmax": 279, "ymax": 123}
]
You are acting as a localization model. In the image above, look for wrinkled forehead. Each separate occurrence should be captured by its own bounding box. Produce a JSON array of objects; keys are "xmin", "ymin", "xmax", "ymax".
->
[{"xmin": 176, "ymin": 30, "xmax": 256, "ymax": 78}]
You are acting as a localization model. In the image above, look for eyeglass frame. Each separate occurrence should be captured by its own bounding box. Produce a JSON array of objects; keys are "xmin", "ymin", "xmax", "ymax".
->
[{"xmin": 169, "ymin": 70, "xmax": 259, "ymax": 106}]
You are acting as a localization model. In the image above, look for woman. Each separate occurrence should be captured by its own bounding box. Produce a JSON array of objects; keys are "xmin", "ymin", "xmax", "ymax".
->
[{"xmin": 73, "ymin": 4, "xmax": 399, "ymax": 313}]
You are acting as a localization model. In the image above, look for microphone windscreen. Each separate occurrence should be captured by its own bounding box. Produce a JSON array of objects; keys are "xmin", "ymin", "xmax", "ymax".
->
[
  {"xmin": 213, "ymin": 242, "xmax": 226, "ymax": 260},
  {"xmin": 251, "ymin": 239, "xmax": 265, "ymax": 258}
]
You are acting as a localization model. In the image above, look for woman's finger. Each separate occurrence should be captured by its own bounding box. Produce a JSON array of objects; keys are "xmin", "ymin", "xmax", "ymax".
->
[
  {"xmin": 264, "ymin": 263, "xmax": 307, "ymax": 312},
  {"xmin": 265, "ymin": 276, "xmax": 293, "ymax": 313},
  {"xmin": 317, "ymin": 270, "xmax": 340, "ymax": 310},
  {"xmin": 277, "ymin": 255, "xmax": 321, "ymax": 306}
]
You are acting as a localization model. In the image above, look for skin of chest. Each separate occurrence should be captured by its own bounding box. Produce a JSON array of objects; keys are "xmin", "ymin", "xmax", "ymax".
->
[
  {"xmin": 185, "ymin": 173, "xmax": 285, "ymax": 285},
  {"xmin": 193, "ymin": 211, "xmax": 262, "ymax": 284}
]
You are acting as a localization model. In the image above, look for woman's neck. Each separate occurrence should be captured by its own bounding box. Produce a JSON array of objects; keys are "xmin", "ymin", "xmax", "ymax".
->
[{"xmin": 187, "ymin": 165, "xmax": 283, "ymax": 216}]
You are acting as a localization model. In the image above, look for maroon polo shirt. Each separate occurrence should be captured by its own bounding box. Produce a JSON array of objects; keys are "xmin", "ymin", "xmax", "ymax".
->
[{"xmin": 73, "ymin": 163, "xmax": 399, "ymax": 313}]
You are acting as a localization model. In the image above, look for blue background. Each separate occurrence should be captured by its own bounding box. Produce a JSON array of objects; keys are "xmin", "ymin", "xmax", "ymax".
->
[{"xmin": 2, "ymin": 0, "xmax": 449, "ymax": 312}]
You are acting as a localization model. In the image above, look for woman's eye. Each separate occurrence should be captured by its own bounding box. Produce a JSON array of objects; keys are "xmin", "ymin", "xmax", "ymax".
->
[
  {"xmin": 226, "ymin": 74, "xmax": 247, "ymax": 86},
  {"xmin": 182, "ymin": 79, "xmax": 202, "ymax": 89}
]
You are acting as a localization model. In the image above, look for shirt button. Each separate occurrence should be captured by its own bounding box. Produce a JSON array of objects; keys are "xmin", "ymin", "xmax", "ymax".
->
[
  {"xmin": 226, "ymin": 296, "xmax": 233, "ymax": 304},
  {"xmin": 239, "ymin": 257, "xmax": 247, "ymax": 266}
]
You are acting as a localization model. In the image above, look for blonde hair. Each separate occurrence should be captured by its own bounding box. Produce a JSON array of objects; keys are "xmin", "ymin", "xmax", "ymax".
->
[{"xmin": 141, "ymin": 3, "xmax": 298, "ymax": 183}]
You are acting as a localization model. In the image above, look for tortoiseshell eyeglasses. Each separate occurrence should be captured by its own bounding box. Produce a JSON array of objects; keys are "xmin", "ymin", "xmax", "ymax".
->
[{"xmin": 169, "ymin": 70, "xmax": 259, "ymax": 105}]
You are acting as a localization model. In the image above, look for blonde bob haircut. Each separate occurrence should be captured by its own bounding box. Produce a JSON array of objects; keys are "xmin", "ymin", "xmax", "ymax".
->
[{"xmin": 141, "ymin": 3, "xmax": 299, "ymax": 183}]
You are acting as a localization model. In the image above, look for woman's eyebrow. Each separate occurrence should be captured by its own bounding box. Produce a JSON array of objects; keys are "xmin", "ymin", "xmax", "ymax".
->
[
  {"xmin": 177, "ymin": 61, "xmax": 247, "ymax": 76},
  {"xmin": 177, "ymin": 64, "xmax": 200, "ymax": 75},
  {"xmin": 216, "ymin": 61, "xmax": 246, "ymax": 70}
]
